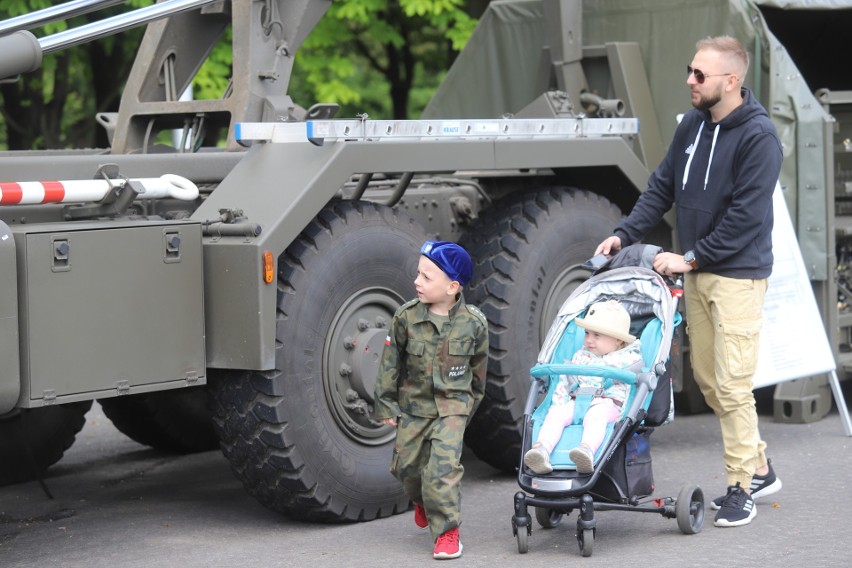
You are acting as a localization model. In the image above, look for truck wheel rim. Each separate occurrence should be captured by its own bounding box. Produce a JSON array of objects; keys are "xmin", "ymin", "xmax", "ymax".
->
[{"xmin": 323, "ymin": 288, "xmax": 402, "ymax": 446}]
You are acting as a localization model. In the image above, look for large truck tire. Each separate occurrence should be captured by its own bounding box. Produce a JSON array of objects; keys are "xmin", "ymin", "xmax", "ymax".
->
[
  {"xmin": 461, "ymin": 188, "xmax": 623, "ymax": 472},
  {"xmin": 98, "ymin": 387, "xmax": 219, "ymax": 453},
  {"xmin": 209, "ymin": 201, "xmax": 425, "ymax": 522},
  {"xmin": 0, "ymin": 401, "xmax": 92, "ymax": 485}
]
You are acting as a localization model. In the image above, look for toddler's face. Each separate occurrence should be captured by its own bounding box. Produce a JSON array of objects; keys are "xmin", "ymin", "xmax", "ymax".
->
[{"xmin": 583, "ymin": 330, "xmax": 623, "ymax": 356}]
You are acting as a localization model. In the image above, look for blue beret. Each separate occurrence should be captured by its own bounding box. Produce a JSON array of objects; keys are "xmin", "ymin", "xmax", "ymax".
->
[{"xmin": 420, "ymin": 241, "xmax": 473, "ymax": 286}]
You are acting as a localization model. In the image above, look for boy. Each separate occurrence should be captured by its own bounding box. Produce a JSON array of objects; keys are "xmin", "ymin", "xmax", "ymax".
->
[
  {"xmin": 374, "ymin": 241, "xmax": 488, "ymax": 560},
  {"xmin": 524, "ymin": 300, "xmax": 642, "ymax": 474}
]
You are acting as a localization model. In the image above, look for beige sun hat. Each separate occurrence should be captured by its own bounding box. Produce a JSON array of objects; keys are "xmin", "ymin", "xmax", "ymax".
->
[{"xmin": 575, "ymin": 300, "xmax": 636, "ymax": 343}]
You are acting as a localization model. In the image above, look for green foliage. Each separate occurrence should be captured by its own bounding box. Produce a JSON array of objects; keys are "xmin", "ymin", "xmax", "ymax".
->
[
  {"xmin": 289, "ymin": 0, "xmax": 476, "ymax": 119},
  {"xmin": 193, "ymin": 27, "xmax": 233, "ymax": 102},
  {"xmin": 0, "ymin": 0, "xmax": 477, "ymax": 149},
  {"xmin": 0, "ymin": 0, "xmax": 153, "ymax": 150}
]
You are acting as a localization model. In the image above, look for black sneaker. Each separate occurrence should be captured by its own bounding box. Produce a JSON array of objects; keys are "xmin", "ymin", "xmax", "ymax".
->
[
  {"xmin": 710, "ymin": 460, "xmax": 782, "ymax": 510},
  {"xmin": 713, "ymin": 482, "xmax": 756, "ymax": 527}
]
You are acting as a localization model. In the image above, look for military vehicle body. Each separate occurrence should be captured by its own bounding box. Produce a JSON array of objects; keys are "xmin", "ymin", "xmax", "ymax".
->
[{"xmin": 0, "ymin": 0, "xmax": 846, "ymax": 522}]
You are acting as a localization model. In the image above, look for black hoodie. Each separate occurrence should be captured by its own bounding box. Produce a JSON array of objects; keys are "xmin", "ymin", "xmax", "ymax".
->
[{"xmin": 614, "ymin": 87, "xmax": 783, "ymax": 279}]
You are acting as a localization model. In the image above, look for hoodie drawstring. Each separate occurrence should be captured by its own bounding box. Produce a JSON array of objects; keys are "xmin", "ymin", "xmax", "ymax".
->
[{"xmin": 682, "ymin": 122, "xmax": 720, "ymax": 191}]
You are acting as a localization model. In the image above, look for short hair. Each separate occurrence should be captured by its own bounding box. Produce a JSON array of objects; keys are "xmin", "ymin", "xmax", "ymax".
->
[{"xmin": 696, "ymin": 36, "xmax": 749, "ymax": 83}]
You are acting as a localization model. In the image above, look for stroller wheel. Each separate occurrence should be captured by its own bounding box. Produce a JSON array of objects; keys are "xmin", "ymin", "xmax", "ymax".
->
[
  {"xmin": 535, "ymin": 506, "xmax": 564, "ymax": 529},
  {"xmin": 675, "ymin": 484, "xmax": 705, "ymax": 534},
  {"xmin": 577, "ymin": 528, "xmax": 594, "ymax": 557},
  {"xmin": 514, "ymin": 521, "xmax": 530, "ymax": 554}
]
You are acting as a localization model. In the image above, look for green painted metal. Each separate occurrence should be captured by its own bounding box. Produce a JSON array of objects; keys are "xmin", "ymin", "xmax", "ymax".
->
[
  {"xmin": 0, "ymin": 221, "xmax": 20, "ymax": 414},
  {"xmin": 3, "ymin": 0, "xmax": 851, "ymax": 399},
  {"xmin": 11, "ymin": 220, "xmax": 205, "ymax": 408}
]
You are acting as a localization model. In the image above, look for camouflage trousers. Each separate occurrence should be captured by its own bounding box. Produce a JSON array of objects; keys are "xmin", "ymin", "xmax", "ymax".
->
[{"xmin": 391, "ymin": 413, "xmax": 466, "ymax": 541}]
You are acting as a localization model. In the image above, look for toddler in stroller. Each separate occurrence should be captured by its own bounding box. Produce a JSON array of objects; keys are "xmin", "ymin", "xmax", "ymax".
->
[
  {"xmin": 523, "ymin": 300, "xmax": 643, "ymax": 475},
  {"xmin": 511, "ymin": 246, "xmax": 704, "ymax": 556}
]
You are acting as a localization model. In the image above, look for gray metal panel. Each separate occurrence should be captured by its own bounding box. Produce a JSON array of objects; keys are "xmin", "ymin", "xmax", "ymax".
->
[
  {"xmin": 194, "ymin": 133, "xmax": 647, "ymax": 370},
  {"xmin": 542, "ymin": 0, "xmax": 586, "ymax": 103},
  {"xmin": 14, "ymin": 220, "xmax": 205, "ymax": 407},
  {"xmin": 196, "ymin": 134, "xmax": 647, "ymax": 253},
  {"xmin": 796, "ymin": 114, "xmax": 831, "ymax": 280},
  {"xmin": 604, "ymin": 42, "xmax": 665, "ymax": 171},
  {"xmin": 0, "ymin": 221, "xmax": 20, "ymax": 414},
  {"xmin": 490, "ymin": 137, "xmax": 648, "ymax": 188},
  {"xmin": 0, "ymin": 150, "xmax": 240, "ymax": 183},
  {"xmin": 203, "ymin": 240, "xmax": 272, "ymax": 370}
]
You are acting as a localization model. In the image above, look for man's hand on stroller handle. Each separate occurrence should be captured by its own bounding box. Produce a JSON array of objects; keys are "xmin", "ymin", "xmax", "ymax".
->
[
  {"xmin": 653, "ymin": 252, "xmax": 694, "ymax": 278},
  {"xmin": 592, "ymin": 236, "xmax": 692, "ymax": 285},
  {"xmin": 594, "ymin": 235, "xmax": 622, "ymax": 257}
]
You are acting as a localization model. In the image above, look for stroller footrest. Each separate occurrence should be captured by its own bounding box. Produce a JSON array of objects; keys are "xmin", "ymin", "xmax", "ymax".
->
[{"xmin": 547, "ymin": 423, "xmax": 615, "ymax": 470}]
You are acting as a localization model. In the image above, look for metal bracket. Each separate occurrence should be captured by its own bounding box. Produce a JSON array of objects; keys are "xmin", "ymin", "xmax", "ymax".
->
[
  {"xmin": 63, "ymin": 164, "xmax": 140, "ymax": 220},
  {"xmin": 201, "ymin": 208, "xmax": 262, "ymax": 240}
]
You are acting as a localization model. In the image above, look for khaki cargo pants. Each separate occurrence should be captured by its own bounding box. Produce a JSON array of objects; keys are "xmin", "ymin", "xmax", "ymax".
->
[{"xmin": 684, "ymin": 272, "xmax": 769, "ymax": 488}]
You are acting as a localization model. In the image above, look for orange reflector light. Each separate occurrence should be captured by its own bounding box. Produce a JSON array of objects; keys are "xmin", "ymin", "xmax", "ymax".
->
[{"xmin": 262, "ymin": 251, "xmax": 274, "ymax": 284}]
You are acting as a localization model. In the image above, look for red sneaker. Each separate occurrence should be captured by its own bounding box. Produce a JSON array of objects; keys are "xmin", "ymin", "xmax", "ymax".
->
[
  {"xmin": 433, "ymin": 527, "xmax": 463, "ymax": 559},
  {"xmin": 414, "ymin": 502, "xmax": 428, "ymax": 529}
]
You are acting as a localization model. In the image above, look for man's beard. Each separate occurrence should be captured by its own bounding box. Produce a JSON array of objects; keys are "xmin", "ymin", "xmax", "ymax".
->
[{"xmin": 693, "ymin": 90, "xmax": 722, "ymax": 111}]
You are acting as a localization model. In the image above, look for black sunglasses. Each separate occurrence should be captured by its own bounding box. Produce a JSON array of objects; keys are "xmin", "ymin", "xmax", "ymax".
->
[{"xmin": 687, "ymin": 65, "xmax": 732, "ymax": 84}]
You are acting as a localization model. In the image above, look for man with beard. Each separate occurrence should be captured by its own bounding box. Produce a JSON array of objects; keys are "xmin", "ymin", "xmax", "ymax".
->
[{"xmin": 595, "ymin": 36, "xmax": 783, "ymax": 528}]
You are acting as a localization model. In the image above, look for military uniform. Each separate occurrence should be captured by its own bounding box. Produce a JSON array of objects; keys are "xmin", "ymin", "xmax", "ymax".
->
[{"xmin": 374, "ymin": 295, "xmax": 488, "ymax": 541}]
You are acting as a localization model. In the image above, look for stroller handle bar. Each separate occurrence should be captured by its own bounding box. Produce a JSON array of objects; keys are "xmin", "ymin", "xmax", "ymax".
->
[{"xmin": 530, "ymin": 363, "xmax": 638, "ymax": 384}]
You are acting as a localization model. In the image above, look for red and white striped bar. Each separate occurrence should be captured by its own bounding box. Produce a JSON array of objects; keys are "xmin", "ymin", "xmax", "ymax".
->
[{"xmin": 0, "ymin": 174, "xmax": 198, "ymax": 205}]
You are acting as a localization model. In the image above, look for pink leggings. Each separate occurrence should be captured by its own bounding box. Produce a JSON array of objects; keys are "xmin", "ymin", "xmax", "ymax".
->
[{"xmin": 536, "ymin": 398, "xmax": 622, "ymax": 454}]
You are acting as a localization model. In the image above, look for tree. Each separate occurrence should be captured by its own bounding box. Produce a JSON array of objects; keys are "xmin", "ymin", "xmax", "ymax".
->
[
  {"xmin": 0, "ymin": 0, "xmax": 478, "ymax": 150},
  {"xmin": 0, "ymin": 0, "xmax": 152, "ymax": 150},
  {"xmin": 288, "ymin": 0, "xmax": 477, "ymax": 119}
]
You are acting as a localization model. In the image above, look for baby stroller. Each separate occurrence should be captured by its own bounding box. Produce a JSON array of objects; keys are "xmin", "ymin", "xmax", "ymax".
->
[{"xmin": 510, "ymin": 245, "xmax": 704, "ymax": 557}]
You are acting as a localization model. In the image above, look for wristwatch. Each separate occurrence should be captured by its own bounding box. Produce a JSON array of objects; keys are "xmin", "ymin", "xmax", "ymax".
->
[{"xmin": 683, "ymin": 250, "xmax": 699, "ymax": 270}]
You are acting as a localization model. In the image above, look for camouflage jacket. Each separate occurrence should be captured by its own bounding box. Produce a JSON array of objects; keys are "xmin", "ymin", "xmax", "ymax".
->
[{"xmin": 374, "ymin": 296, "xmax": 488, "ymax": 419}]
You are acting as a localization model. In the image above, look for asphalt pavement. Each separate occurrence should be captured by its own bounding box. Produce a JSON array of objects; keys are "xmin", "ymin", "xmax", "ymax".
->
[{"xmin": 1, "ymin": 384, "xmax": 851, "ymax": 568}]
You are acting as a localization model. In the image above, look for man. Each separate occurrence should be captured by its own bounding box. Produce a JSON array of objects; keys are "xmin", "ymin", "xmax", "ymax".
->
[{"xmin": 595, "ymin": 36, "xmax": 783, "ymax": 527}]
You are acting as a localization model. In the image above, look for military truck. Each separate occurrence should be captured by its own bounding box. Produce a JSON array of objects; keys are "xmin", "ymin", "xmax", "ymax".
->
[{"xmin": 0, "ymin": 0, "xmax": 845, "ymax": 523}]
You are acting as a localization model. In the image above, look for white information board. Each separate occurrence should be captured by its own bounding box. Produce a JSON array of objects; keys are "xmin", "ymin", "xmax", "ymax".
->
[{"xmin": 754, "ymin": 184, "xmax": 835, "ymax": 388}]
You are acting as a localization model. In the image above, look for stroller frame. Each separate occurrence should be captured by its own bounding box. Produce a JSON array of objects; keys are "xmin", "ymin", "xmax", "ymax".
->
[{"xmin": 510, "ymin": 265, "xmax": 704, "ymax": 556}]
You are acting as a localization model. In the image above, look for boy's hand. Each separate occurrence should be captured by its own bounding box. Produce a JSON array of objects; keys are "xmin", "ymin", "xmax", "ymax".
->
[{"xmin": 380, "ymin": 417, "xmax": 398, "ymax": 427}]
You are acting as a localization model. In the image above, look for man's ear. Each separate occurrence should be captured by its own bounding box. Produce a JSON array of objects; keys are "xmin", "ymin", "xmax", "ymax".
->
[{"xmin": 725, "ymin": 74, "xmax": 739, "ymax": 92}]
